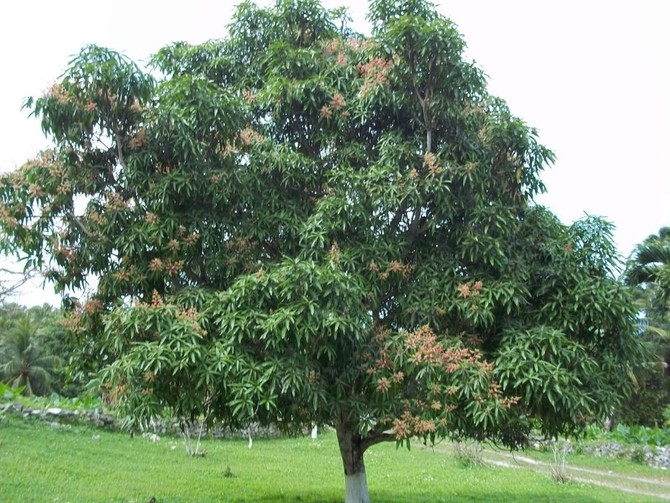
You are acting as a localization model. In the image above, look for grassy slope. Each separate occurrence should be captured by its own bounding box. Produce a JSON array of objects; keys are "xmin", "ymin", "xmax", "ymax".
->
[{"xmin": 0, "ymin": 417, "xmax": 663, "ymax": 503}]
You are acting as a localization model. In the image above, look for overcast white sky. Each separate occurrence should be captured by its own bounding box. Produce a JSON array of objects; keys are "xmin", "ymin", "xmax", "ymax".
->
[{"xmin": 1, "ymin": 0, "xmax": 668, "ymax": 306}]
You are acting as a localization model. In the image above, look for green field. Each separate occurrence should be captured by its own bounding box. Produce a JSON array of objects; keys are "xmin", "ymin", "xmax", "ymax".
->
[{"xmin": 0, "ymin": 417, "xmax": 664, "ymax": 502}]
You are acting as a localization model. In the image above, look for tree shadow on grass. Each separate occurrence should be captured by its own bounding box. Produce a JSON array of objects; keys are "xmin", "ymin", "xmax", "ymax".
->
[
  {"xmin": 218, "ymin": 489, "xmax": 611, "ymax": 503},
  {"xmin": 370, "ymin": 490, "xmax": 612, "ymax": 503}
]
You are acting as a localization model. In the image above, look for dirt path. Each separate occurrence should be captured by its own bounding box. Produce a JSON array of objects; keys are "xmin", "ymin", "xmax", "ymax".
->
[{"xmin": 426, "ymin": 444, "xmax": 670, "ymax": 500}]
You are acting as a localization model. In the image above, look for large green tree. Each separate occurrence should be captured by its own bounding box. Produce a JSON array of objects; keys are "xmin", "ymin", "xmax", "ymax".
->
[{"xmin": 0, "ymin": 1, "xmax": 642, "ymax": 501}]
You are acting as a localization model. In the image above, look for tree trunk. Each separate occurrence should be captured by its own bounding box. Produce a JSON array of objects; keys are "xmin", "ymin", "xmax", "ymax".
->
[{"xmin": 336, "ymin": 416, "xmax": 370, "ymax": 503}]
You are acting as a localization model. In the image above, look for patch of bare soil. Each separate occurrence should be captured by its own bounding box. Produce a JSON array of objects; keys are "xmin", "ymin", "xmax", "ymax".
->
[
  {"xmin": 487, "ymin": 449, "xmax": 670, "ymax": 500},
  {"xmin": 427, "ymin": 443, "xmax": 670, "ymax": 501}
]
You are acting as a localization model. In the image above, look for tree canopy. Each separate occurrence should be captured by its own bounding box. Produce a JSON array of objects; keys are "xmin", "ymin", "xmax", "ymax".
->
[{"xmin": 0, "ymin": 0, "xmax": 643, "ymax": 501}]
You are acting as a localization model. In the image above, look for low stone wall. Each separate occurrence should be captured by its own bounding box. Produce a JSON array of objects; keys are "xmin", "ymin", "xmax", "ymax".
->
[
  {"xmin": 585, "ymin": 443, "xmax": 670, "ymax": 470},
  {"xmin": 1, "ymin": 401, "xmax": 283, "ymax": 440},
  {"xmin": 1, "ymin": 402, "xmax": 116, "ymax": 428}
]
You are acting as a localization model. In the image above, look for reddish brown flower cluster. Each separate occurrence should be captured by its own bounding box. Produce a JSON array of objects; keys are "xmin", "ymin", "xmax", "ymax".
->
[
  {"xmin": 165, "ymin": 259, "xmax": 185, "ymax": 276},
  {"xmin": 57, "ymin": 181, "xmax": 72, "ymax": 196},
  {"xmin": 323, "ymin": 36, "xmax": 374, "ymax": 67},
  {"xmin": 128, "ymin": 130, "xmax": 147, "ymax": 150},
  {"xmin": 330, "ymin": 92, "xmax": 346, "ymax": 110},
  {"xmin": 184, "ymin": 232, "xmax": 200, "ymax": 246},
  {"xmin": 114, "ymin": 269, "xmax": 131, "ymax": 282},
  {"xmin": 95, "ymin": 88, "xmax": 119, "ymax": 108},
  {"xmin": 0, "ymin": 204, "xmax": 18, "ymax": 228},
  {"xmin": 210, "ymin": 173, "xmax": 224, "ymax": 184},
  {"xmin": 239, "ymin": 127, "xmax": 264, "ymax": 146},
  {"xmin": 500, "ymin": 396, "xmax": 521, "ymax": 407},
  {"xmin": 382, "ymin": 260, "xmax": 414, "ymax": 278},
  {"xmin": 83, "ymin": 298, "xmax": 102, "ymax": 315},
  {"xmin": 53, "ymin": 242, "xmax": 75, "ymax": 261},
  {"xmin": 392, "ymin": 411, "xmax": 437, "ymax": 440},
  {"xmin": 320, "ymin": 105, "xmax": 333, "ymax": 119},
  {"xmin": 103, "ymin": 191, "xmax": 127, "ymax": 210},
  {"xmin": 387, "ymin": 260, "xmax": 403, "ymax": 273},
  {"xmin": 178, "ymin": 306, "xmax": 206, "ymax": 336},
  {"xmin": 457, "ymin": 282, "xmax": 470, "ymax": 298},
  {"xmin": 150, "ymin": 290, "xmax": 164, "ymax": 307},
  {"xmin": 405, "ymin": 325, "xmax": 481, "ymax": 373},
  {"xmin": 346, "ymin": 37, "xmax": 372, "ymax": 52},
  {"xmin": 329, "ymin": 241, "xmax": 340, "ymax": 263},
  {"xmin": 243, "ymin": 90, "xmax": 256, "ymax": 102},
  {"xmin": 321, "ymin": 38, "xmax": 341, "ymax": 56},
  {"xmin": 415, "ymin": 418, "xmax": 437, "ymax": 434},
  {"xmin": 47, "ymin": 83, "xmax": 70, "ymax": 104},
  {"xmin": 376, "ymin": 376, "xmax": 390, "ymax": 392},
  {"xmin": 88, "ymin": 211, "xmax": 105, "ymax": 226},
  {"xmin": 167, "ymin": 239, "xmax": 180, "ymax": 252},
  {"xmin": 457, "ymin": 280, "xmax": 483, "ymax": 299},
  {"xmin": 57, "ymin": 311, "xmax": 82, "ymax": 334},
  {"xmin": 306, "ymin": 370, "xmax": 320, "ymax": 385},
  {"xmin": 424, "ymin": 152, "xmax": 443, "ymax": 175},
  {"xmin": 375, "ymin": 347, "xmax": 393, "ymax": 373},
  {"xmin": 392, "ymin": 412, "xmax": 413, "ymax": 439},
  {"xmin": 28, "ymin": 183, "xmax": 45, "ymax": 199},
  {"xmin": 358, "ymin": 57, "xmax": 393, "ymax": 97},
  {"xmin": 336, "ymin": 52, "xmax": 348, "ymax": 67},
  {"xmin": 321, "ymin": 92, "xmax": 348, "ymax": 120},
  {"xmin": 148, "ymin": 257, "xmax": 184, "ymax": 276},
  {"xmin": 155, "ymin": 164, "xmax": 172, "ymax": 175},
  {"xmin": 219, "ymin": 142, "xmax": 237, "ymax": 157}
]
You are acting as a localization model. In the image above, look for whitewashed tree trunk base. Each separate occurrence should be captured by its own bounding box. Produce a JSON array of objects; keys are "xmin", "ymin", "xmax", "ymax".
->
[{"xmin": 344, "ymin": 471, "xmax": 370, "ymax": 503}]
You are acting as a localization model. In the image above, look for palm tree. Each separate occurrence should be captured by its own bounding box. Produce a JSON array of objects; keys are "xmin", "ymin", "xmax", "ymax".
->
[
  {"xmin": 626, "ymin": 227, "xmax": 670, "ymax": 322},
  {"xmin": 620, "ymin": 228, "xmax": 670, "ymax": 425},
  {"xmin": 0, "ymin": 316, "xmax": 63, "ymax": 396}
]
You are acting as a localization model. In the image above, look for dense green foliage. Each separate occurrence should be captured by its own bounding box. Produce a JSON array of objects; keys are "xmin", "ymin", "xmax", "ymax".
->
[
  {"xmin": 0, "ymin": 0, "xmax": 644, "ymax": 500},
  {"xmin": 0, "ymin": 382, "xmax": 103, "ymax": 415},
  {"xmin": 606, "ymin": 423, "xmax": 670, "ymax": 448},
  {"xmin": 0, "ymin": 417, "xmax": 662, "ymax": 503}
]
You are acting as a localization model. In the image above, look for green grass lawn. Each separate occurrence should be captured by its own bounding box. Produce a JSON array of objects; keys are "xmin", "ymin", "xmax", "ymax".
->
[{"xmin": 0, "ymin": 416, "xmax": 663, "ymax": 502}]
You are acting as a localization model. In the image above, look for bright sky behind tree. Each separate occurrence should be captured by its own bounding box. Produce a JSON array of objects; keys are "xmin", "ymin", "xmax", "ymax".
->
[{"xmin": 1, "ymin": 0, "xmax": 668, "ymax": 306}]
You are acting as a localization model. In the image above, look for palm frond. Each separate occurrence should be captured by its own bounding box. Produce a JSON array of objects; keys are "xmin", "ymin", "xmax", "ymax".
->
[
  {"xmin": 28, "ymin": 366, "xmax": 53, "ymax": 395},
  {"xmin": 32, "ymin": 355, "xmax": 63, "ymax": 371}
]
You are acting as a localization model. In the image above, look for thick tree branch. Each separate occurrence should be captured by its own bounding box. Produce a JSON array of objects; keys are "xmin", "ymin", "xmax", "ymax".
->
[
  {"xmin": 361, "ymin": 427, "xmax": 394, "ymax": 451},
  {"xmin": 0, "ymin": 264, "xmax": 40, "ymax": 300},
  {"xmin": 65, "ymin": 213, "xmax": 96, "ymax": 239},
  {"xmin": 389, "ymin": 202, "xmax": 408, "ymax": 231}
]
